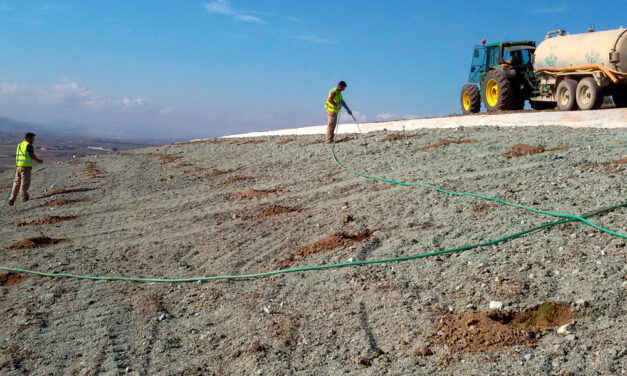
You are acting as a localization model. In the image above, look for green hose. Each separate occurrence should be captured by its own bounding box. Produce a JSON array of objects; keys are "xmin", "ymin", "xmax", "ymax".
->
[
  {"xmin": 0, "ymin": 125, "xmax": 624, "ymax": 282},
  {"xmin": 330, "ymin": 127, "xmax": 625, "ymax": 239},
  {"xmin": 0, "ymin": 202, "xmax": 624, "ymax": 282}
]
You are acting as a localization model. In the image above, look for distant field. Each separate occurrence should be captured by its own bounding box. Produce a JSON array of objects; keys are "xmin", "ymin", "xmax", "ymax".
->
[{"xmin": 0, "ymin": 137, "xmax": 153, "ymax": 169}]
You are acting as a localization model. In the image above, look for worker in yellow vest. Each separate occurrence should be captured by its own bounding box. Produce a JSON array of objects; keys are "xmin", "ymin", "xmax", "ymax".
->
[
  {"xmin": 325, "ymin": 81, "xmax": 353, "ymax": 143},
  {"xmin": 9, "ymin": 132, "xmax": 44, "ymax": 206}
]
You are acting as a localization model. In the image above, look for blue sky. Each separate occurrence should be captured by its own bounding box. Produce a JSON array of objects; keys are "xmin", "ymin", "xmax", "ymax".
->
[{"xmin": 0, "ymin": 1, "xmax": 624, "ymax": 139}]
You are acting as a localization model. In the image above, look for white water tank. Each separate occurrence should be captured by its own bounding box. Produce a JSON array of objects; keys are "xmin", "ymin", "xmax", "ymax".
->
[{"xmin": 534, "ymin": 27, "xmax": 627, "ymax": 72}]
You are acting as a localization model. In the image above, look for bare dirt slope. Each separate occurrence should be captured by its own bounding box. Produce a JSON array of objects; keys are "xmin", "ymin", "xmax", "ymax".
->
[{"xmin": 0, "ymin": 125, "xmax": 625, "ymax": 375}]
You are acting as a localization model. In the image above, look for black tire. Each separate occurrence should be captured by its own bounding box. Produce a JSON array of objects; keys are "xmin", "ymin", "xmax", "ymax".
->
[
  {"xmin": 555, "ymin": 79, "xmax": 578, "ymax": 111},
  {"xmin": 613, "ymin": 92, "xmax": 627, "ymax": 107},
  {"xmin": 576, "ymin": 77, "xmax": 604, "ymax": 110},
  {"xmin": 531, "ymin": 100, "xmax": 556, "ymax": 110},
  {"xmin": 481, "ymin": 69, "xmax": 515, "ymax": 112},
  {"xmin": 460, "ymin": 84, "xmax": 481, "ymax": 114}
]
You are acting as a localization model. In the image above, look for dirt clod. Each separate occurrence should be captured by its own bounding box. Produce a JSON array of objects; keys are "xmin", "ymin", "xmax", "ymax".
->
[
  {"xmin": 433, "ymin": 301, "xmax": 572, "ymax": 353},
  {"xmin": 379, "ymin": 134, "xmax": 416, "ymax": 142},
  {"xmin": 5, "ymin": 237, "xmax": 66, "ymax": 250},
  {"xmin": 248, "ymin": 205, "xmax": 303, "ymax": 220},
  {"xmin": 222, "ymin": 176, "xmax": 250, "ymax": 184},
  {"xmin": 42, "ymin": 199, "xmax": 88, "ymax": 207},
  {"xmin": 15, "ymin": 215, "xmax": 80, "ymax": 227},
  {"xmin": 205, "ymin": 169, "xmax": 233, "ymax": 178},
  {"xmin": 183, "ymin": 167, "xmax": 207, "ymax": 173},
  {"xmin": 277, "ymin": 138, "xmax": 294, "ymax": 145},
  {"xmin": 281, "ymin": 230, "xmax": 374, "ymax": 268},
  {"xmin": 504, "ymin": 144, "xmax": 545, "ymax": 158},
  {"xmin": 0, "ymin": 272, "xmax": 26, "ymax": 286},
  {"xmin": 229, "ymin": 188, "xmax": 284, "ymax": 200},
  {"xmin": 43, "ymin": 187, "xmax": 94, "ymax": 198},
  {"xmin": 305, "ymin": 140, "xmax": 325, "ymax": 146},
  {"xmin": 422, "ymin": 139, "xmax": 478, "ymax": 150},
  {"xmin": 85, "ymin": 162, "xmax": 105, "ymax": 179}
]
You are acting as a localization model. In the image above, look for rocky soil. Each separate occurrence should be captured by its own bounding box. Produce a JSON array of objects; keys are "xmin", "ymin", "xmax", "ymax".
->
[{"xmin": 0, "ymin": 125, "xmax": 625, "ymax": 375}]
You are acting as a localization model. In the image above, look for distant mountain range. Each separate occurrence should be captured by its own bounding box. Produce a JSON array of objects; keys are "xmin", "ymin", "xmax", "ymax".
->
[{"xmin": 0, "ymin": 115, "xmax": 169, "ymax": 170}]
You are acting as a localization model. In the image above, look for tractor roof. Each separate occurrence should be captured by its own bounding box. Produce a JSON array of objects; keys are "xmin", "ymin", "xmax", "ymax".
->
[{"xmin": 485, "ymin": 40, "xmax": 536, "ymax": 48}]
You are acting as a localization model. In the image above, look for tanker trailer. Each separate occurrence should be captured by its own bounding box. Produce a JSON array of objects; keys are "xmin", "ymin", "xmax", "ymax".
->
[
  {"xmin": 459, "ymin": 27, "xmax": 627, "ymax": 114},
  {"xmin": 533, "ymin": 27, "xmax": 627, "ymax": 110}
]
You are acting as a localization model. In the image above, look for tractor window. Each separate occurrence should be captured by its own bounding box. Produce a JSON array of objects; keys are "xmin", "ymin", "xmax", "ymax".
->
[
  {"xmin": 486, "ymin": 46, "xmax": 500, "ymax": 68},
  {"xmin": 503, "ymin": 48, "xmax": 533, "ymax": 65},
  {"xmin": 468, "ymin": 45, "xmax": 486, "ymax": 83}
]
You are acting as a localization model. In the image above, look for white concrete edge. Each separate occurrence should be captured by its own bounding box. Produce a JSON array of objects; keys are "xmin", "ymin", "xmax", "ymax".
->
[{"xmin": 193, "ymin": 108, "xmax": 627, "ymax": 141}]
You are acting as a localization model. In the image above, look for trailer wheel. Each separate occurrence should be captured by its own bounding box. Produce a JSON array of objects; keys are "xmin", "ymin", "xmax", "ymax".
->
[
  {"xmin": 613, "ymin": 92, "xmax": 627, "ymax": 107},
  {"xmin": 482, "ymin": 69, "xmax": 514, "ymax": 112},
  {"xmin": 576, "ymin": 77, "xmax": 603, "ymax": 110},
  {"xmin": 555, "ymin": 79, "xmax": 578, "ymax": 111},
  {"xmin": 460, "ymin": 84, "xmax": 481, "ymax": 114}
]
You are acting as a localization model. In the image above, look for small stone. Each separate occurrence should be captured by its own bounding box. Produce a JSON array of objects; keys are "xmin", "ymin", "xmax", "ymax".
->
[
  {"xmin": 622, "ymin": 281, "xmax": 627, "ymax": 288},
  {"xmin": 342, "ymin": 214, "xmax": 354, "ymax": 224},
  {"xmin": 373, "ymin": 231, "xmax": 388, "ymax": 241},
  {"xmin": 556, "ymin": 324, "xmax": 571, "ymax": 335},
  {"xmin": 524, "ymin": 354, "xmax": 533, "ymax": 361},
  {"xmin": 565, "ymin": 334, "xmax": 576, "ymax": 341},
  {"xmin": 528, "ymin": 273, "xmax": 534, "ymax": 279},
  {"xmin": 346, "ymin": 257, "xmax": 354, "ymax": 263},
  {"xmin": 466, "ymin": 303, "xmax": 475, "ymax": 309},
  {"xmin": 575, "ymin": 299, "xmax": 587, "ymax": 307},
  {"xmin": 42, "ymin": 293, "xmax": 55, "ymax": 303},
  {"xmin": 552, "ymin": 345, "xmax": 566, "ymax": 356},
  {"xmin": 158, "ymin": 313, "xmax": 166, "ymax": 321},
  {"xmin": 263, "ymin": 307, "xmax": 270, "ymax": 314},
  {"xmin": 489, "ymin": 301, "xmax": 503, "ymax": 310}
]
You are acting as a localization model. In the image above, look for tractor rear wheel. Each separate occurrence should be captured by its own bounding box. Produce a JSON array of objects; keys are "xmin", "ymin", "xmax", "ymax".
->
[
  {"xmin": 482, "ymin": 69, "xmax": 514, "ymax": 112},
  {"xmin": 576, "ymin": 77, "xmax": 603, "ymax": 110},
  {"xmin": 555, "ymin": 79, "xmax": 578, "ymax": 111},
  {"xmin": 613, "ymin": 92, "xmax": 627, "ymax": 107},
  {"xmin": 460, "ymin": 84, "xmax": 481, "ymax": 114}
]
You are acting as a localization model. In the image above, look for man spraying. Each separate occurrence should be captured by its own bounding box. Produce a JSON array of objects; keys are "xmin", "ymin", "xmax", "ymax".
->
[
  {"xmin": 9, "ymin": 132, "xmax": 44, "ymax": 206},
  {"xmin": 325, "ymin": 81, "xmax": 353, "ymax": 144}
]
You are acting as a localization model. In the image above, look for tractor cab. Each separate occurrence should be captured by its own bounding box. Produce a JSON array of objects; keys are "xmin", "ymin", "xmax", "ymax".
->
[{"xmin": 462, "ymin": 40, "xmax": 537, "ymax": 114}]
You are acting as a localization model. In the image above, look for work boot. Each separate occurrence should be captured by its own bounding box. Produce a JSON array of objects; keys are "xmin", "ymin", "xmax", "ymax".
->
[
  {"xmin": 8, "ymin": 200, "xmax": 14, "ymax": 206},
  {"xmin": 21, "ymin": 193, "xmax": 29, "ymax": 203}
]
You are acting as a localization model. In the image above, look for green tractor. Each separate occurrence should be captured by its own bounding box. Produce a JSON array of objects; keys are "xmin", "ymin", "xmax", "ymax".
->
[{"xmin": 461, "ymin": 40, "xmax": 544, "ymax": 114}]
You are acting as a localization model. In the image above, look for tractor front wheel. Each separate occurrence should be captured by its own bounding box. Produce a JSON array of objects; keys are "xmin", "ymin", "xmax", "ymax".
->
[
  {"xmin": 460, "ymin": 84, "xmax": 481, "ymax": 114},
  {"xmin": 482, "ymin": 69, "xmax": 514, "ymax": 112}
]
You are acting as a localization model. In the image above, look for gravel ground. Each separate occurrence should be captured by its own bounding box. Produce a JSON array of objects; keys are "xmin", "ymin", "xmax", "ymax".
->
[{"xmin": 0, "ymin": 125, "xmax": 625, "ymax": 375}]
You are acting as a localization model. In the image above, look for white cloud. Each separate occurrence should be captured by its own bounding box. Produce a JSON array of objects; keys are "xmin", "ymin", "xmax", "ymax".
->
[
  {"xmin": 204, "ymin": 0, "xmax": 234, "ymax": 15},
  {"xmin": 340, "ymin": 110, "xmax": 367, "ymax": 123},
  {"xmin": 204, "ymin": 1, "xmax": 265, "ymax": 24},
  {"xmin": 533, "ymin": 5, "xmax": 568, "ymax": 13},
  {"xmin": 292, "ymin": 35, "xmax": 333, "ymax": 44},
  {"xmin": 0, "ymin": 83, "xmax": 21, "ymax": 96},
  {"xmin": 1, "ymin": 81, "xmax": 146, "ymax": 111},
  {"xmin": 376, "ymin": 113, "xmax": 396, "ymax": 120},
  {"xmin": 234, "ymin": 15, "xmax": 264, "ymax": 23}
]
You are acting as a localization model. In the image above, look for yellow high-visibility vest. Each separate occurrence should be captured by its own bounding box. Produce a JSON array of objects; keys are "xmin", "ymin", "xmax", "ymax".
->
[
  {"xmin": 16, "ymin": 140, "xmax": 32, "ymax": 167},
  {"xmin": 325, "ymin": 88, "xmax": 342, "ymax": 114}
]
